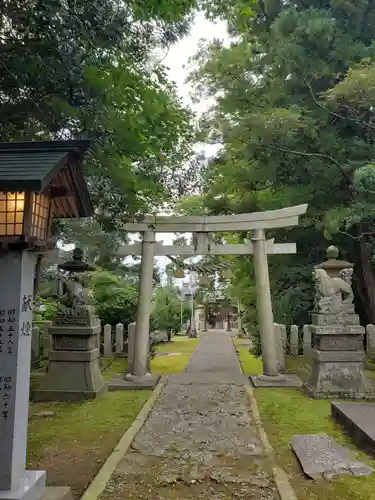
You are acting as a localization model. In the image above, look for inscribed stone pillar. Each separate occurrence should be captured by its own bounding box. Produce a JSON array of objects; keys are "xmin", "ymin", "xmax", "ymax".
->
[
  {"xmin": 0, "ymin": 251, "xmax": 46, "ymax": 500},
  {"xmin": 115, "ymin": 323, "xmax": 124, "ymax": 354},
  {"xmin": 366, "ymin": 324, "xmax": 375, "ymax": 361},
  {"xmin": 103, "ymin": 324, "xmax": 112, "ymax": 357},
  {"xmin": 290, "ymin": 325, "xmax": 299, "ymax": 356}
]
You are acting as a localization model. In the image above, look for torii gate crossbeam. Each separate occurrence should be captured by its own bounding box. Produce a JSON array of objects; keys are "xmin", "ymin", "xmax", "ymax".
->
[{"xmin": 115, "ymin": 204, "xmax": 308, "ymax": 389}]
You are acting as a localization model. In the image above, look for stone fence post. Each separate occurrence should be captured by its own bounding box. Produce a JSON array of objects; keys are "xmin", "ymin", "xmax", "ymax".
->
[
  {"xmin": 127, "ymin": 322, "xmax": 136, "ymax": 374},
  {"xmin": 366, "ymin": 324, "xmax": 375, "ymax": 361},
  {"xmin": 274, "ymin": 323, "xmax": 285, "ymax": 373},
  {"xmin": 103, "ymin": 324, "xmax": 112, "ymax": 357},
  {"xmin": 42, "ymin": 320, "xmax": 52, "ymax": 359},
  {"xmin": 115, "ymin": 323, "xmax": 124, "ymax": 354},
  {"xmin": 280, "ymin": 324, "xmax": 287, "ymax": 353},
  {"xmin": 290, "ymin": 324, "xmax": 299, "ymax": 356},
  {"xmin": 303, "ymin": 324, "xmax": 311, "ymax": 358},
  {"xmin": 31, "ymin": 326, "xmax": 40, "ymax": 367}
]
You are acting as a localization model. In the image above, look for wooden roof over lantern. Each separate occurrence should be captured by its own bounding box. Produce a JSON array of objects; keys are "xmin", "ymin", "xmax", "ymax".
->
[{"xmin": 0, "ymin": 140, "xmax": 93, "ymax": 218}]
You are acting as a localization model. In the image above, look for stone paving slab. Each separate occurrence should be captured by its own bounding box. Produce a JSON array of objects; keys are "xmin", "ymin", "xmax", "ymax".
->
[
  {"xmin": 250, "ymin": 373, "xmax": 302, "ymax": 387},
  {"xmin": 332, "ymin": 401, "xmax": 375, "ymax": 453},
  {"xmin": 99, "ymin": 331, "xmax": 278, "ymax": 500},
  {"xmin": 108, "ymin": 374, "xmax": 160, "ymax": 390},
  {"xmin": 185, "ymin": 333, "xmax": 241, "ymax": 375},
  {"xmin": 169, "ymin": 373, "xmax": 249, "ymax": 385},
  {"xmin": 291, "ymin": 433, "xmax": 373, "ymax": 479}
]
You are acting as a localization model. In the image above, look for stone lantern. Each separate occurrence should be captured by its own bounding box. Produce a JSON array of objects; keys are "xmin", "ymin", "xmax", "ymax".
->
[
  {"xmin": 0, "ymin": 140, "xmax": 93, "ymax": 500},
  {"xmin": 34, "ymin": 247, "xmax": 106, "ymax": 402}
]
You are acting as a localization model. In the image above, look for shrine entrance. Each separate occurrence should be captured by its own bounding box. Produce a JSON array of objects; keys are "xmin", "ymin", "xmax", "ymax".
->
[{"xmin": 117, "ymin": 204, "xmax": 307, "ymax": 387}]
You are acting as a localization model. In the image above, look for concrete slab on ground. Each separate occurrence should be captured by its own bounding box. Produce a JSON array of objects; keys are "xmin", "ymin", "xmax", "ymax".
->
[
  {"xmin": 250, "ymin": 373, "xmax": 302, "ymax": 388},
  {"xmin": 108, "ymin": 374, "xmax": 160, "ymax": 391},
  {"xmin": 291, "ymin": 433, "xmax": 373, "ymax": 479},
  {"xmin": 332, "ymin": 401, "xmax": 375, "ymax": 454}
]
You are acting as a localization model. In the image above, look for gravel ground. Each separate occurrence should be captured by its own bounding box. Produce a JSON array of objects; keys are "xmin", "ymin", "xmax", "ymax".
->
[{"xmin": 100, "ymin": 331, "xmax": 277, "ymax": 500}]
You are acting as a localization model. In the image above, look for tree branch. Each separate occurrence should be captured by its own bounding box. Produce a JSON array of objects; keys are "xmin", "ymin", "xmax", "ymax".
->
[
  {"xmin": 263, "ymin": 142, "xmax": 353, "ymax": 183},
  {"xmin": 338, "ymin": 229, "xmax": 375, "ymax": 240},
  {"xmin": 304, "ymin": 77, "xmax": 375, "ymax": 131}
]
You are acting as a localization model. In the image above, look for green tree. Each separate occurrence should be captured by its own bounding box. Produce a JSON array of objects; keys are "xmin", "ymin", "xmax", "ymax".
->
[
  {"xmin": 190, "ymin": 0, "xmax": 375, "ymax": 326},
  {"xmin": 151, "ymin": 286, "xmax": 186, "ymax": 340},
  {"xmin": 0, "ymin": 0, "xmax": 199, "ymax": 227},
  {"xmin": 90, "ymin": 270, "xmax": 138, "ymax": 327}
]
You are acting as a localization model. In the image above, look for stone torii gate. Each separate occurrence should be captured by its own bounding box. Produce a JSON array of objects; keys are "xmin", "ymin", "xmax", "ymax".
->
[{"xmin": 114, "ymin": 204, "xmax": 307, "ymax": 388}]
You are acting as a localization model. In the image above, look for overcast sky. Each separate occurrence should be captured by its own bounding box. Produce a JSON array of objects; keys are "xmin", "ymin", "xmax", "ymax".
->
[{"xmin": 153, "ymin": 13, "xmax": 228, "ymax": 277}]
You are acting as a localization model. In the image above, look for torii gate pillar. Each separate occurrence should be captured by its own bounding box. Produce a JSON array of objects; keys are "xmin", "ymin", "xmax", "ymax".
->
[
  {"xmin": 110, "ymin": 217, "xmax": 161, "ymax": 390},
  {"xmin": 252, "ymin": 229, "xmax": 278, "ymax": 376},
  {"xmin": 110, "ymin": 204, "xmax": 307, "ymax": 390},
  {"xmin": 250, "ymin": 229, "xmax": 302, "ymax": 387}
]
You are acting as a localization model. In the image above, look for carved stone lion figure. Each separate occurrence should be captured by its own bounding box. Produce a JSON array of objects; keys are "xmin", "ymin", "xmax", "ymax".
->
[
  {"xmin": 56, "ymin": 272, "xmax": 91, "ymax": 315},
  {"xmin": 312, "ymin": 268, "xmax": 354, "ymax": 313}
]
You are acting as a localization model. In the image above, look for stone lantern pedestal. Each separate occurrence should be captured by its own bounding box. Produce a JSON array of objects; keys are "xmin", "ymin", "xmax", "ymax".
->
[
  {"xmin": 306, "ymin": 312, "xmax": 368, "ymax": 399},
  {"xmin": 35, "ymin": 248, "xmax": 107, "ymax": 402},
  {"xmin": 305, "ymin": 246, "xmax": 369, "ymax": 399},
  {"xmin": 35, "ymin": 306, "xmax": 106, "ymax": 401}
]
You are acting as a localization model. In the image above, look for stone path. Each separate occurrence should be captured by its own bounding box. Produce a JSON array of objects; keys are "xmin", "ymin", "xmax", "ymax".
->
[{"xmin": 100, "ymin": 331, "xmax": 277, "ymax": 500}]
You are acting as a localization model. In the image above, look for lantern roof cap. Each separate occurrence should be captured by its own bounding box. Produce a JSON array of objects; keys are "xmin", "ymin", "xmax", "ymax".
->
[{"xmin": 0, "ymin": 140, "xmax": 93, "ymax": 217}]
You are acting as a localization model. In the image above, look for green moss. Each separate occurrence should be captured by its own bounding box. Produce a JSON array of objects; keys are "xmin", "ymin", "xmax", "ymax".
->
[
  {"xmin": 151, "ymin": 336, "xmax": 199, "ymax": 374},
  {"xmin": 100, "ymin": 337, "xmax": 200, "ymax": 377},
  {"xmin": 155, "ymin": 336, "xmax": 199, "ymax": 354},
  {"xmin": 27, "ymin": 390, "xmax": 151, "ymax": 496},
  {"xmin": 151, "ymin": 353, "xmax": 191, "ymax": 374},
  {"xmin": 101, "ymin": 357, "xmax": 128, "ymax": 380},
  {"xmin": 235, "ymin": 346, "xmax": 263, "ymax": 375}
]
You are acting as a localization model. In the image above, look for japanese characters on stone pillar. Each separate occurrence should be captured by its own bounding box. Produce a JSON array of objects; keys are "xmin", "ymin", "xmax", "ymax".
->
[
  {"xmin": 0, "ymin": 252, "xmax": 45, "ymax": 498},
  {"xmin": 0, "ymin": 139, "xmax": 94, "ymax": 500}
]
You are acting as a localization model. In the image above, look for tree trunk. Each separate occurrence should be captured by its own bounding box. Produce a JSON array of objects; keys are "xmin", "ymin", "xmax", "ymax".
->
[{"xmin": 353, "ymin": 226, "xmax": 375, "ymax": 324}]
